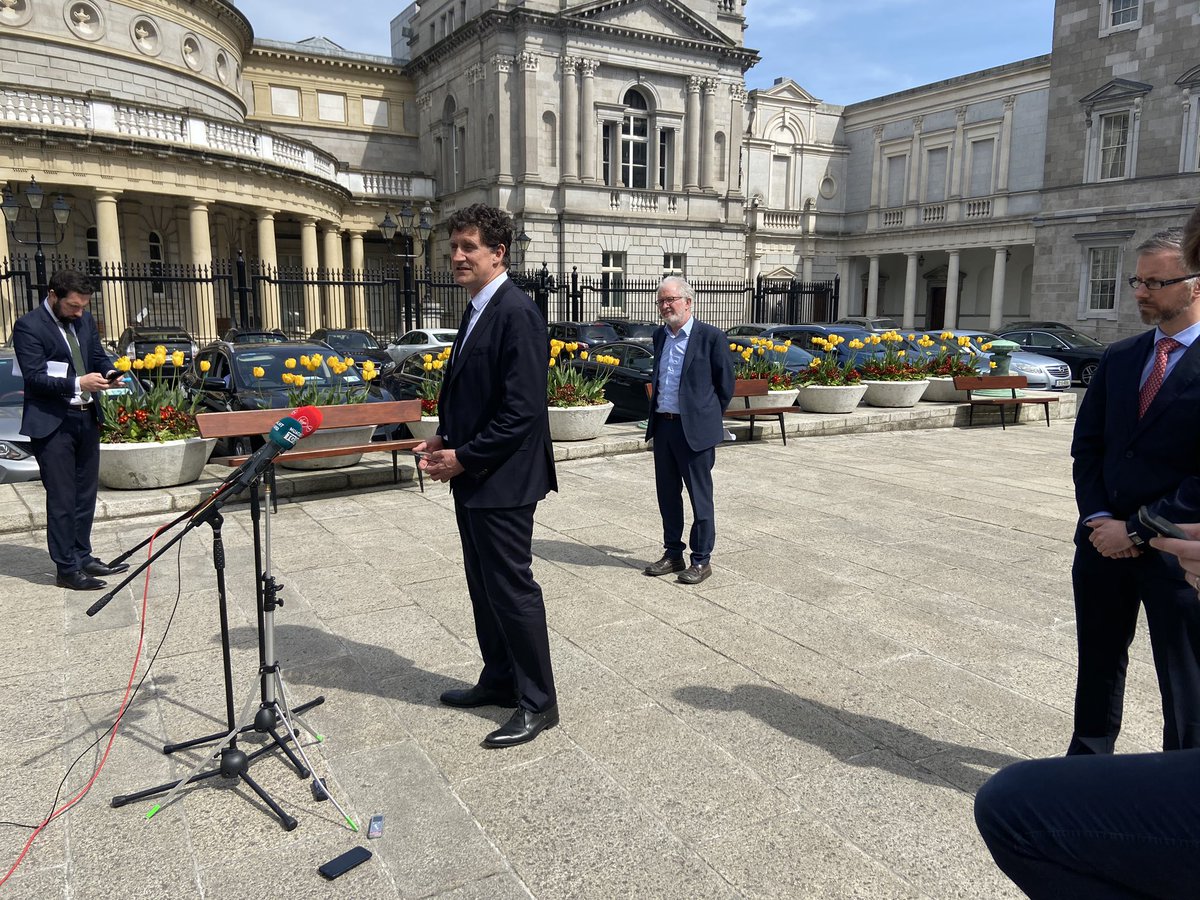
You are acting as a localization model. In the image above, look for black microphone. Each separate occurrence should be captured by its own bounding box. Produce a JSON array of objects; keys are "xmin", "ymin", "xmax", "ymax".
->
[{"xmin": 227, "ymin": 415, "xmax": 304, "ymax": 490}]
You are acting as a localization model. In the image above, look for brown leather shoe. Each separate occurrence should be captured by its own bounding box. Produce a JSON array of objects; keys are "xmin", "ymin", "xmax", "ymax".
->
[
  {"xmin": 676, "ymin": 563, "xmax": 711, "ymax": 585},
  {"xmin": 644, "ymin": 554, "xmax": 686, "ymax": 576}
]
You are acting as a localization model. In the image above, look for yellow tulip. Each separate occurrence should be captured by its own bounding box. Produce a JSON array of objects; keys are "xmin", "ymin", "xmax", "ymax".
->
[
  {"xmin": 432, "ymin": 359, "xmax": 443, "ymax": 370},
  {"xmin": 989, "ymin": 361, "xmax": 997, "ymax": 369},
  {"xmin": 154, "ymin": 345, "xmax": 167, "ymax": 356},
  {"xmin": 941, "ymin": 331, "xmax": 954, "ymax": 340},
  {"xmin": 133, "ymin": 359, "xmax": 145, "ymax": 370},
  {"xmin": 549, "ymin": 358, "xmax": 557, "ymax": 368},
  {"xmin": 423, "ymin": 354, "xmax": 433, "ymax": 363},
  {"xmin": 424, "ymin": 362, "xmax": 433, "ymax": 371},
  {"xmin": 363, "ymin": 368, "xmax": 377, "ymax": 381},
  {"xmin": 439, "ymin": 347, "xmax": 452, "ymax": 359},
  {"xmin": 729, "ymin": 342, "xmax": 737, "ymax": 351},
  {"xmin": 114, "ymin": 356, "xmax": 132, "ymax": 372},
  {"xmin": 285, "ymin": 357, "xmax": 296, "ymax": 369},
  {"xmin": 199, "ymin": 359, "xmax": 211, "ymax": 372},
  {"xmin": 344, "ymin": 356, "xmax": 355, "ymax": 366},
  {"xmin": 567, "ymin": 342, "xmax": 578, "ymax": 353},
  {"xmin": 580, "ymin": 351, "xmax": 589, "ymax": 360},
  {"xmin": 252, "ymin": 366, "xmax": 265, "ymax": 378},
  {"xmin": 171, "ymin": 350, "xmax": 185, "ymax": 367}
]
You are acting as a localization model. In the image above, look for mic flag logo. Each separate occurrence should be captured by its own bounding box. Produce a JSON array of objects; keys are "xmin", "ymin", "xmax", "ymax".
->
[{"xmin": 292, "ymin": 405, "xmax": 324, "ymax": 438}]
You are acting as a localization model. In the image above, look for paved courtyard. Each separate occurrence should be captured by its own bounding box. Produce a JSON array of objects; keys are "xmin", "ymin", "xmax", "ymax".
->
[{"xmin": 0, "ymin": 421, "xmax": 1163, "ymax": 898}]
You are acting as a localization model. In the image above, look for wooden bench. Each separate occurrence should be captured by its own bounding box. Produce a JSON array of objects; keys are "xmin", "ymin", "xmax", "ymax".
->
[
  {"xmin": 952, "ymin": 375, "xmax": 1058, "ymax": 429},
  {"xmin": 721, "ymin": 378, "xmax": 801, "ymax": 445},
  {"xmin": 197, "ymin": 399, "xmax": 426, "ymax": 491}
]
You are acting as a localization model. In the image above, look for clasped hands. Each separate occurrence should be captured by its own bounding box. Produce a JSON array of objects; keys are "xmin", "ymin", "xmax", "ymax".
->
[
  {"xmin": 412, "ymin": 436, "xmax": 464, "ymax": 483},
  {"xmin": 1086, "ymin": 516, "xmax": 1141, "ymax": 559}
]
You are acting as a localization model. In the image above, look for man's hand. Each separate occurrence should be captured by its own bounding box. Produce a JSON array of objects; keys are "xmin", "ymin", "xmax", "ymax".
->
[
  {"xmin": 1087, "ymin": 516, "xmax": 1141, "ymax": 559},
  {"xmin": 80, "ymin": 372, "xmax": 112, "ymax": 392},
  {"xmin": 413, "ymin": 435, "xmax": 465, "ymax": 483}
]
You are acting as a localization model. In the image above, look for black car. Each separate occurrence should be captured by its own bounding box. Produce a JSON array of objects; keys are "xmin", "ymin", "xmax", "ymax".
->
[
  {"xmin": 567, "ymin": 339, "xmax": 655, "ymax": 422},
  {"xmin": 310, "ymin": 328, "xmax": 398, "ymax": 385},
  {"xmin": 183, "ymin": 340, "xmax": 394, "ymax": 454},
  {"xmin": 758, "ymin": 324, "xmax": 881, "ymax": 367},
  {"xmin": 114, "ymin": 325, "xmax": 197, "ymax": 380},
  {"xmin": 595, "ymin": 317, "xmax": 659, "ymax": 339},
  {"xmin": 222, "ymin": 326, "xmax": 289, "ymax": 344},
  {"xmin": 548, "ymin": 321, "xmax": 619, "ymax": 348},
  {"xmin": 997, "ymin": 328, "xmax": 1107, "ymax": 385}
]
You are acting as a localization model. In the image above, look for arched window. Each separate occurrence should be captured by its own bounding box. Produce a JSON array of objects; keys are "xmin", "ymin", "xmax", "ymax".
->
[
  {"xmin": 148, "ymin": 230, "xmax": 165, "ymax": 294},
  {"xmin": 542, "ymin": 111, "xmax": 557, "ymax": 169},
  {"xmin": 621, "ymin": 88, "xmax": 649, "ymax": 189}
]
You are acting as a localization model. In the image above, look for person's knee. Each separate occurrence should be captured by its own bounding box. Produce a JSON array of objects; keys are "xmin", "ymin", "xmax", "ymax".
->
[{"xmin": 975, "ymin": 761, "xmax": 1037, "ymax": 846}]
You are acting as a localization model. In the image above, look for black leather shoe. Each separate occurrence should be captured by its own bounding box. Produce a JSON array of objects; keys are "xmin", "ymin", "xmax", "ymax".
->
[
  {"xmin": 644, "ymin": 554, "xmax": 686, "ymax": 577},
  {"xmin": 676, "ymin": 563, "xmax": 712, "ymax": 585},
  {"xmin": 439, "ymin": 684, "xmax": 518, "ymax": 708},
  {"xmin": 483, "ymin": 705, "xmax": 559, "ymax": 748},
  {"xmin": 56, "ymin": 571, "xmax": 106, "ymax": 591},
  {"xmin": 84, "ymin": 560, "xmax": 129, "ymax": 577}
]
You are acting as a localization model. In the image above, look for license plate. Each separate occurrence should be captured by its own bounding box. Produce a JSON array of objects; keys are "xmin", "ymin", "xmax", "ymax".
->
[{"xmin": 1054, "ymin": 378, "xmax": 1071, "ymax": 388}]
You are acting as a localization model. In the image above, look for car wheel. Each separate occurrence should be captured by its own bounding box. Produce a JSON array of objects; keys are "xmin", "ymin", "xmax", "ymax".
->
[
  {"xmin": 1080, "ymin": 361, "xmax": 1098, "ymax": 386},
  {"xmin": 232, "ymin": 436, "xmax": 252, "ymax": 457}
]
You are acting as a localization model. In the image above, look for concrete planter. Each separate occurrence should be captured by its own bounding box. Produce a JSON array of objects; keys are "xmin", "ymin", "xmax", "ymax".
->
[
  {"xmin": 796, "ymin": 383, "xmax": 867, "ymax": 413},
  {"xmin": 99, "ymin": 437, "xmax": 216, "ymax": 489},
  {"xmin": 728, "ymin": 387, "xmax": 800, "ymax": 410},
  {"xmin": 922, "ymin": 376, "xmax": 968, "ymax": 403},
  {"xmin": 406, "ymin": 416, "xmax": 440, "ymax": 440},
  {"xmin": 862, "ymin": 379, "xmax": 930, "ymax": 408},
  {"xmin": 547, "ymin": 402, "xmax": 613, "ymax": 441},
  {"xmin": 278, "ymin": 424, "xmax": 375, "ymax": 470}
]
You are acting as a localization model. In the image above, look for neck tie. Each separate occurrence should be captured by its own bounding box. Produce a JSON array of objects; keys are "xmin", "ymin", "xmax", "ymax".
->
[
  {"xmin": 1137, "ymin": 336, "xmax": 1181, "ymax": 418},
  {"xmin": 62, "ymin": 322, "xmax": 93, "ymax": 404}
]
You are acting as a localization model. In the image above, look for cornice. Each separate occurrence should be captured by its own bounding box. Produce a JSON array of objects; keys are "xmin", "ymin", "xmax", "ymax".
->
[
  {"xmin": 248, "ymin": 46, "xmax": 405, "ymax": 76},
  {"xmin": 193, "ymin": 0, "xmax": 256, "ymax": 53}
]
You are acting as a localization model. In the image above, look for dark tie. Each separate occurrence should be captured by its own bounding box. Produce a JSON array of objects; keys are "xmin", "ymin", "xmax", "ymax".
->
[
  {"xmin": 62, "ymin": 321, "xmax": 93, "ymax": 404},
  {"xmin": 1138, "ymin": 336, "xmax": 1181, "ymax": 418}
]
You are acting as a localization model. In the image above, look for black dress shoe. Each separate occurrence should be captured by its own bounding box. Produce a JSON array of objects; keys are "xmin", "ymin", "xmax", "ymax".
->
[
  {"xmin": 676, "ymin": 563, "xmax": 712, "ymax": 585},
  {"xmin": 56, "ymin": 571, "xmax": 106, "ymax": 591},
  {"xmin": 439, "ymin": 684, "xmax": 518, "ymax": 708},
  {"xmin": 84, "ymin": 560, "xmax": 129, "ymax": 577},
  {"xmin": 644, "ymin": 554, "xmax": 686, "ymax": 576},
  {"xmin": 483, "ymin": 705, "xmax": 559, "ymax": 748}
]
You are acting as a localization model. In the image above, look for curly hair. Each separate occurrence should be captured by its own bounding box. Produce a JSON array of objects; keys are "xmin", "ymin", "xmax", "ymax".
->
[{"xmin": 446, "ymin": 204, "xmax": 513, "ymax": 268}]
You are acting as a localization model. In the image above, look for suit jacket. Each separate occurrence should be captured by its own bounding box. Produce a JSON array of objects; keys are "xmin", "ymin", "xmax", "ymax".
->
[
  {"xmin": 12, "ymin": 304, "xmax": 109, "ymax": 439},
  {"xmin": 437, "ymin": 277, "xmax": 557, "ymax": 508},
  {"xmin": 1072, "ymin": 330, "xmax": 1200, "ymax": 541},
  {"xmin": 645, "ymin": 318, "xmax": 735, "ymax": 451}
]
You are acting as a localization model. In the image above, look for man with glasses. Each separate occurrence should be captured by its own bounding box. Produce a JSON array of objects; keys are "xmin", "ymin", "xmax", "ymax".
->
[
  {"xmin": 1068, "ymin": 227, "xmax": 1200, "ymax": 755},
  {"xmin": 643, "ymin": 276, "xmax": 734, "ymax": 585}
]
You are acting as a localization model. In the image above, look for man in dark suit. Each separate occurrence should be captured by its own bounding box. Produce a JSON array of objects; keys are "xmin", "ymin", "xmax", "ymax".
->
[
  {"xmin": 643, "ymin": 276, "xmax": 734, "ymax": 586},
  {"xmin": 1069, "ymin": 227, "xmax": 1200, "ymax": 754},
  {"xmin": 12, "ymin": 269, "xmax": 129, "ymax": 590},
  {"xmin": 414, "ymin": 204, "xmax": 559, "ymax": 748}
]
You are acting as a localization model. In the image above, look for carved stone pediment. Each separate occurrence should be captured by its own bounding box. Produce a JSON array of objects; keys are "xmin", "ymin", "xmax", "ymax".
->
[
  {"xmin": 755, "ymin": 78, "xmax": 819, "ymax": 105},
  {"xmin": 1078, "ymin": 78, "xmax": 1153, "ymax": 106},
  {"xmin": 563, "ymin": 0, "xmax": 733, "ymax": 46}
]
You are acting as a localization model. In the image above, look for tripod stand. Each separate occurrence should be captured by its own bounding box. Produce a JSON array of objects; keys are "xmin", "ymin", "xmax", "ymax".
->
[{"xmin": 102, "ymin": 466, "xmax": 356, "ymax": 831}]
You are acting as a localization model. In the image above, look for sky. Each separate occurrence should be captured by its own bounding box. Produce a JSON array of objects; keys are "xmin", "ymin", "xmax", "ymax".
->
[{"xmin": 233, "ymin": 0, "xmax": 1057, "ymax": 106}]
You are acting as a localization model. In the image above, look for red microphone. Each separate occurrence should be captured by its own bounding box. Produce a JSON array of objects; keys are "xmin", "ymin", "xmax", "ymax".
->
[{"xmin": 291, "ymin": 405, "xmax": 324, "ymax": 439}]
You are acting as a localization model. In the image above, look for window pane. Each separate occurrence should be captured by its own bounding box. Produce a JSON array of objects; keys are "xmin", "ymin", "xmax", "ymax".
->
[
  {"xmin": 1100, "ymin": 112, "xmax": 1129, "ymax": 180},
  {"xmin": 1088, "ymin": 247, "xmax": 1119, "ymax": 311},
  {"xmin": 968, "ymin": 139, "xmax": 994, "ymax": 197},
  {"xmin": 925, "ymin": 147, "xmax": 948, "ymax": 203},
  {"xmin": 1111, "ymin": 0, "xmax": 1138, "ymax": 26},
  {"xmin": 886, "ymin": 155, "xmax": 906, "ymax": 207}
]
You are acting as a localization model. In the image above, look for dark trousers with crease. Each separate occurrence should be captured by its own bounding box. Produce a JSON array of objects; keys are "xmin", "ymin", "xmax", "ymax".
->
[
  {"xmin": 454, "ymin": 500, "xmax": 556, "ymax": 713},
  {"xmin": 1070, "ymin": 530, "xmax": 1200, "ymax": 753},
  {"xmin": 652, "ymin": 415, "xmax": 716, "ymax": 566},
  {"xmin": 30, "ymin": 408, "xmax": 99, "ymax": 576},
  {"xmin": 975, "ymin": 750, "xmax": 1200, "ymax": 899}
]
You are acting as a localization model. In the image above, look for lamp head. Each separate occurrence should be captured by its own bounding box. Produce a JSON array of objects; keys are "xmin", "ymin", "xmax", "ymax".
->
[
  {"xmin": 52, "ymin": 194, "xmax": 70, "ymax": 226},
  {"xmin": 378, "ymin": 211, "xmax": 398, "ymax": 241},
  {"xmin": 25, "ymin": 177, "xmax": 43, "ymax": 211},
  {"xmin": 417, "ymin": 204, "xmax": 433, "ymax": 242},
  {"xmin": 1, "ymin": 187, "xmax": 17, "ymax": 226}
]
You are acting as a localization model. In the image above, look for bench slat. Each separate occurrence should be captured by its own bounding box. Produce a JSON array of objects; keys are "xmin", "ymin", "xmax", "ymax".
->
[{"xmin": 197, "ymin": 400, "xmax": 422, "ymax": 439}]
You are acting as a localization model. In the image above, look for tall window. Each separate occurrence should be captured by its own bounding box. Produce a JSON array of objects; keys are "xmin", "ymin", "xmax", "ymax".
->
[
  {"xmin": 1110, "ymin": 0, "xmax": 1138, "ymax": 27},
  {"xmin": 715, "ymin": 132, "xmax": 726, "ymax": 182},
  {"xmin": 85, "ymin": 226, "xmax": 100, "ymax": 275},
  {"xmin": 924, "ymin": 147, "xmax": 948, "ymax": 202},
  {"xmin": 600, "ymin": 252, "xmax": 625, "ymax": 309},
  {"xmin": 1087, "ymin": 247, "xmax": 1119, "ymax": 312},
  {"xmin": 148, "ymin": 231, "xmax": 165, "ymax": 294},
  {"xmin": 885, "ymin": 155, "xmax": 906, "ymax": 207},
  {"xmin": 542, "ymin": 111, "xmax": 557, "ymax": 169},
  {"xmin": 621, "ymin": 89, "xmax": 649, "ymax": 189},
  {"xmin": 1099, "ymin": 111, "xmax": 1130, "ymax": 180},
  {"xmin": 663, "ymin": 254, "xmax": 686, "ymax": 277},
  {"xmin": 658, "ymin": 130, "xmax": 672, "ymax": 189},
  {"xmin": 968, "ymin": 139, "xmax": 995, "ymax": 196}
]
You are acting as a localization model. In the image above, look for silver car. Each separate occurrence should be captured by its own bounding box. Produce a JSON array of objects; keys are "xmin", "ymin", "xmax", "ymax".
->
[
  {"xmin": 386, "ymin": 328, "xmax": 458, "ymax": 365},
  {"xmin": 920, "ymin": 331, "xmax": 1074, "ymax": 391},
  {"xmin": 0, "ymin": 348, "xmax": 38, "ymax": 483}
]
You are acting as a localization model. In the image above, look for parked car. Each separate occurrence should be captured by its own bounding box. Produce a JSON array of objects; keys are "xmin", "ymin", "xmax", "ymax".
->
[
  {"xmin": 998, "ymin": 327, "xmax": 1107, "ymax": 385},
  {"xmin": 547, "ymin": 321, "xmax": 619, "ymax": 348},
  {"xmin": 566, "ymin": 339, "xmax": 656, "ymax": 422},
  {"xmin": 834, "ymin": 315, "xmax": 900, "ymax": 331},
  {"xmin": 918, "ymin": 330, "xmax": 1073, "ymax": 390},
  {"xmin": 727, "ymin": 337, "xmax": 816, "ymax": 374},
  {"xmin": 386, "ymin": 328, "xmax": 458, "ymax": 365},
  {"xmin": 725, "ymin": 323, "xmax": 780, "ymax": 339},
  {"xmin": 1001, "ymin": 320, "xmax": 1075, "ymax": 332},
  {"xmin": 114, "ymin": 325, "xmax": 198, "ymax": 381},
  {"xmin": 310, "ymin": 328, "xmax": 397, "ymax": 385},
  {"xmin": 759, "ymin": 324, "xmax": 882, "ymax": 366},
  {"xmin": 222, "ymin": 327, "xmax": 289, "ymax": 344},
  {"xmin": 594, "ymin": 317, "xmax": 659, "ymax": 339},
  {"xmin": 183, "ymin": 340, "xmax": 395, "ymax": 454}
]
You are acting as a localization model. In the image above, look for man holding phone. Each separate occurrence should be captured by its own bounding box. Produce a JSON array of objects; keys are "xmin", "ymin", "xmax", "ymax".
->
[{"xmin": 11, "ymin": 269, "xmax": 128, "ymax": 590}]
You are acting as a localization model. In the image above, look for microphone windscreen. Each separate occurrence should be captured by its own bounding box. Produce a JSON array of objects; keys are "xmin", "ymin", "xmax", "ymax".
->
[
  {"xmin": 266, "ymin": 416, "xmax": 303, "ymax": 450},
  {"xmin": 292, "ymin": 405, "xmax": 324, "ymax": 437}
]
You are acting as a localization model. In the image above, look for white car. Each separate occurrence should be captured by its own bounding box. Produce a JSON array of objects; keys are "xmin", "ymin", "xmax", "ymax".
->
[{"xmin": 387, "ymin": 328, "xmax": 458, "ymax": 365}]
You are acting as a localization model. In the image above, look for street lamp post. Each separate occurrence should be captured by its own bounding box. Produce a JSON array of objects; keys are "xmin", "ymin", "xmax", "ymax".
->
[
  {"xmin": 2, "ymin": 177, "xmax": 72, "ymax": 305},
  {"xmin": 378, "ymin": 201, "xmax": 433, "ymax": 335}
]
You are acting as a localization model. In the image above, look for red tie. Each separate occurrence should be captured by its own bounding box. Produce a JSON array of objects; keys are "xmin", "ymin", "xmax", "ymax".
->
[{"xmin": 1138, "ymin": 337, "xmax": 1182, "ymax": 418}]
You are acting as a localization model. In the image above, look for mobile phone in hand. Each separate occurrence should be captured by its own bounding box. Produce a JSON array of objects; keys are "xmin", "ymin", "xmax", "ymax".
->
[
  {"xmin": 105, "ymin": 369, "xmax": 121, "ymax": 381},
  {"xmin": 1138, "ymin": 506, "xmax": 1189, "ymax": 540}
]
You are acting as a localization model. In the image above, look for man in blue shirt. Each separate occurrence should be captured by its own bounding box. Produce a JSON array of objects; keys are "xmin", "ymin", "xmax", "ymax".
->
[{"xmin": 643, "ymin": 277, "xmax": 734, "ymax": 585}]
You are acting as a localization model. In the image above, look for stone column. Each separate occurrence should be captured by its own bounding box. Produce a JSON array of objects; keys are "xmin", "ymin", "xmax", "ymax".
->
[
  {"xmin": 188, "ymin": 201, "xmax": 218, "ymax": 342},
  {"xmin": 869, "ymin": 125, "xmax": 884, "ymax": 210},
  {"xmin": 520, "ymin": 51, "xmax": 540, "ymax": 180},
  {"xmin": 997, "ymin": 96, "xmax": 1015, "ymax": 193},
  {"xmin": 866, "ymin": 255, "xmax": 880, "ymax": 317},
  {"xmin": 255, "ymin": 210, "xmax": 281, "ymax": 330},
  {"xmin": 989, "ymin": 246, "xmax": 1008, "ymax": 331},
  {"xmin": 300, "ymin": 217, "xmax": 321, "ymax": 335},
  {"xmin": 907, "ymin": 116, "xmax": 923, "ymax": 204},
  {"xmin": 322, "ymin": 224, "xmax": 345, "ymax": 328},
  {"xmin": 902, "ymin": 252, "xmax": 919, "ymax": 330},
  {"xmin": 801, "ymin": 256, "xmax": 814, "ymax": 283},
  {"xmin": 495, "ymin": 54, "xmax": 514, "ymax": 183},
  {"xmin": 579, "ymin": 58, "xmax": 597, "ymax": 183},
  {"xmin": 684, "ymin": 75, "xmax": 701, "ymax": 190},
  {"xmin": 944, "ymin": 249, "xmax": 961, "ymax": 330},
  {"xmin": 348, "ymin": 231, "xmax": 367, "ymax": 330},
  {"xmin": 94, "ymin": 191, "xmax": 128, "ymax": 341},
  {"xmin": 951, "ymin": 106, "xmax": 967, "ymax": 199},
  {"xmin": 561, "ymin": 55, "xmax": 579, "ymax": 182},
  {"xmin": 729, "ymin": 82, "xmax": 747, "ymax": 193},
  {"xmin": 700, "ymin": 78, "xmax": 717, "ymax": 191}
]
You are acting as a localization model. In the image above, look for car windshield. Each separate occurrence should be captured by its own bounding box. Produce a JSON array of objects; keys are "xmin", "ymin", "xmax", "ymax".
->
[
  {"xmin": 430, "ymin": 331, "xmax": 457, "ymax": 343},
  {"xmin": 0, "ymin": 356, "xmax": 22, "ymax": 407},
  {"xmin": 233, "ymin": 347, "xmax": 362, "ymax": 390},
  {"xmin": 322, "ymin": 331, "xmax": 381, "ymax": 351},
  {"xmin": 134, "ymin": 330, "xmax": 191, "ymax": 343},
  {"xmin": 582, "ymin": 325, "xmax": 619, "ymax": 344},
  {"xmin": 617, "ymin": 323, "xmax": 658, "ymax": 338},
  {"xmin": 1055, "ymin": 330, "xmax": 1104, "ymax": 348},
  {"xmin": 231, "ymin": 331, "xmax": 287, "ymax": 343}
]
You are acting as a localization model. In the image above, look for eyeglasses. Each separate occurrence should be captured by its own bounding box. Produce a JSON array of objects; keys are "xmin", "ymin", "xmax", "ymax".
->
[
  {"xmin": 658, "ymin": 296, "xmax": 687, "ymax": 306},
  {"xmin": 1128, "ymin": 274, "xmax": 1200, "ymax": 291}
]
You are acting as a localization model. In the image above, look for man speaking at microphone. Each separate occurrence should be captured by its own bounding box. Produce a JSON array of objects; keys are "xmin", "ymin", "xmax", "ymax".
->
[{"xmin": 413, "ymin": 204, "xmax": 559, "ymax": 748}]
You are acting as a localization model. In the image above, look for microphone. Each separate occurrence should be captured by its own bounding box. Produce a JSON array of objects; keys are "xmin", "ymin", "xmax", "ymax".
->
[
  {"xmin": 229, "ymin": 415, "xmax": 303, "ymax": 488},
  {"xmin": 291, "ymin": 405, "xmax": 323, "ymax": 438}
]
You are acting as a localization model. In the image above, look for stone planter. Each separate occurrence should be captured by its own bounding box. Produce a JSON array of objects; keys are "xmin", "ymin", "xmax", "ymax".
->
[
  {"xmin": 406, "ymin": 416, "xmax": 440, "ymax": 440},
  {"xmin": 547, "ymin": 402, "xmax": 613, "ymax": 441},
  {"xmin": 862, "ymin": 379, "xmax": 930, "ymax": 408},
  {"xmin": 99, "ymin": 437, "xmax": 217, "ymax": 489},
  {"xmin": 728, "ymin": 387, "xmax": 800, "ymax": 410},
  {"xmin": 922, "ymin": 376, "xmax": 968, "ymax": 403},
  {"xmin": 796, "ymin": 383, "xmax": 868, "ymax": 414},
  {"xmin": 278, "ymin": 424, "xmax": 375, "ymax": 470}
]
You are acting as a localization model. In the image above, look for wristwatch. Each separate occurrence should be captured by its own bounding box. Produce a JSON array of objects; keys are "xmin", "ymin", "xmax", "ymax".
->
[{"xmin": 1127, "ymin": 529, "xmax": 1145, "ymax": 548}]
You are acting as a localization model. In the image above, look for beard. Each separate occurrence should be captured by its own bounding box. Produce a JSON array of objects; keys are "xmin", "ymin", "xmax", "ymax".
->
[{"xmin": 1138, "ymin": 294, "xmax": 1194, "ymax": 326}]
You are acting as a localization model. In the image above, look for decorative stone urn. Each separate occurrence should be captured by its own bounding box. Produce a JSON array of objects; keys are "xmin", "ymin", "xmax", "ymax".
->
[
  {"xmin": 547, "ymin": 402, "xmax": 613, "ymax": 441},
  {"xmin": 796, "ymin": 383, "xmax": 868, "ymax": 414},
  {"xmin": 922, "ymin": 376, "xmax": 968, "ymax": 403},
  {"xmin": 406, "ymin": 416, "xmax": 440, "ymax": 440},
  {"xmin": 862, "ymin": 379, "xmax": 930, "ymax": 408},
  {"xmin": 99, "ymin": 437, "xmax": 217, "ymax": 489},
  {"xmin": 278, "ymin": 424, "xmax": 375, "ymax": 470}
]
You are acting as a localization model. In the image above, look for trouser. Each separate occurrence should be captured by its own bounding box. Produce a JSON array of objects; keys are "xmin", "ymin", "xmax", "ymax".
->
[
  {"xmin": 652, "ymin": 415, "xmax": 716, "ymax": 566},
  {"xmin": 30, "ymin": 408, "xmax": 99, "ymax": 576}
]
